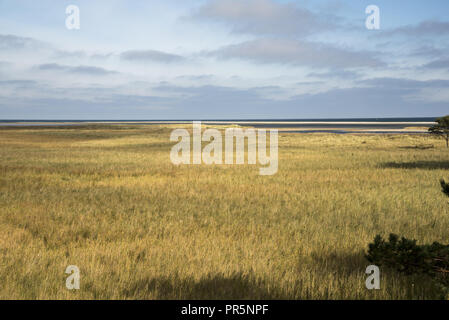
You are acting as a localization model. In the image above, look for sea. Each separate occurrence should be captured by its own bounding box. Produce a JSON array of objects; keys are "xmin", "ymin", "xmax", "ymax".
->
[{"xmin": 0, "ymin": 117, "xmax": 437, "ymax": 134}]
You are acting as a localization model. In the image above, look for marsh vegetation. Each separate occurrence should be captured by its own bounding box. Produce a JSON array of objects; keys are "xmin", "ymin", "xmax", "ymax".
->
[{"xmin": 0, "ymin": 125, "xmax": 448, "ymax": 299}]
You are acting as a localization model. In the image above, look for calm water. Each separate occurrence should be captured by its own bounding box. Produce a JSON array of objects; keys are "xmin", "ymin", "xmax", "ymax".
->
[{"xmin": 0, "ymin": 117, "xmax": 436, "ymax": 133}]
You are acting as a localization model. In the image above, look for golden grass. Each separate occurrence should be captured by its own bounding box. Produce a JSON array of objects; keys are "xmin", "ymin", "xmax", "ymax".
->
[{"xmin": 0, "ymin": 125, "xmax": 448, "ymax": 299}]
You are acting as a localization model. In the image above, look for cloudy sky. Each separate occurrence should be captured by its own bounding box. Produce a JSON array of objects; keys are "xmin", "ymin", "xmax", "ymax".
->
[{"xmin": 0, "ymin": 0, "xmax": 448, "ymax": 119}]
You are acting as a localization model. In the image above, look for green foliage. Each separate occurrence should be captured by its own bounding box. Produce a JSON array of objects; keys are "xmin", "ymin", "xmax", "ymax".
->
[
  {"xmin": 429, "ymin": 115, "xmax": 449, "ymax": 148},
  {"xmin": 441, "ymin": 179, "xmax": 449, "ymax": 198},
  {"xmin": 366, "ymin": 234, "xmax": 449, "ymax": 294}
]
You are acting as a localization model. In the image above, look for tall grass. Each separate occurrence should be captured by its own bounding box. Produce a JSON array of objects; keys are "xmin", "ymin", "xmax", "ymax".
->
[{"xmin": 0, "ymin": 125, "xmax": 448, "ymax": 299}]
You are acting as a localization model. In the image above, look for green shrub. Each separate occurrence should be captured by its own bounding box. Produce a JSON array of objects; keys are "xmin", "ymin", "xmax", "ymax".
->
[
  {"xmin": 428, "ymin": 115, "xmax": 449, "ymax": 148},
  {"xmin": 441, "ymin": 179, "xmax": 449, "ymax": 198},
  {"xmin": 366, "ymin": 234, "xmax": 449, "ymax": 295}
]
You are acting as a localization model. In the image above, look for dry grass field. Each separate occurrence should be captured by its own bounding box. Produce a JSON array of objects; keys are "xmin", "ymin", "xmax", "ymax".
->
[{"xmin": 0, "ymin": 124, "xmax": 448, "ymax": 299}]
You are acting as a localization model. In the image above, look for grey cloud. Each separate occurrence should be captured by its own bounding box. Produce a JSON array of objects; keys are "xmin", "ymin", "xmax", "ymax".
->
[
  {"xmin": 410, "ymin": 45, "xmax": 446, "ymax": 58},
  {"xmin": 36, "ymin": 63, "xmax": 118, "ymax": 75},
  {"xmin": 308, "ymin": 70, "xmax": 360, "ymax": 80},
  {"xmin": 175, "ymin": 74, "xmax": 214, "ymax": 81},
  {"xmin": 116, "ymin": 84, "xmax": 274, "ymax": 118},
  {"xmin": 422, "ymin": 58, "xmax": 449, "ymax": 70},
  {"xmin": 112, "ymin": 79, "xmax": 449, "ymax": 118},
  {"xmin": 70, "ymin": 65, "xmax": 117, "ymax": 75},
  {"xmin": 0, "ymin": 34, "xmax": 116, "ymax": 63},
  {"xmin": 53, "ymin": 50, "xmax": 115, "ymax": 60},
  {"xmin": 192, "ymin": 0, "xmax": 337, "ymax": 37},
  {"xmin": 382, "ymin": 20, "xmax": 449, "ymax": 37},
  {"xmin": 1, "ymin": 78, "xmax": 448, "ymax": 119},
  {"xmin": 90, "ymin": 53, "xmax": 115, "ymax": 60},
  {"xmin": 210, "ymin": 38, "xmax": 384, "ymax": 68},
  {"xmin": 296, "ymin": 81, "xmax": 326, "ymax": 86},
  {"xmin": 0, "ymin": 80, "xmax": 37, "ymax": 88},
  {"xmin": 0, "ymin": 34, "xmax": 47, "ymax": 50},
  {"xmin": 120, "ymin": 50, "xmax": 184, "ymax": 63},
  {"xmin": 37, "ymin": 63, "xmax": 68, "ymax": 71},
  {"xmin": 249, "ymin": 85, "xmax": 282, "ymax": 92},
  {"xmin": 1, "ymin": 34, "xmax": 114, "ymax": 62},
  {"xmin": 360, "ymin": 77, "xmax": 449, "ymax": 89},
  {"xmin": 286, "ymin": 84, "xmax": 447, "ymax": 118},
  {"xmin": 0, "ymin": 96, "xmax": 171, "ymax": 120},
  {"xmin": 53, "ymin": 50, "xmax": 87, "ymax": 59},
  {"xmin": 136, "ymin": 79, "xmax": 449, "ymax": 118}
]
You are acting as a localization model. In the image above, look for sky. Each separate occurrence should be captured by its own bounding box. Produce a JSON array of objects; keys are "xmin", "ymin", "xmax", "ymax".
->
[{"xmin": 0, "ymin": 0, "xmax": 448, "ymax": 119}]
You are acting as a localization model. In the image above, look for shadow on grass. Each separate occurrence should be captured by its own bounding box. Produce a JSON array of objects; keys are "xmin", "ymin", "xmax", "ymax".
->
[
  {"xmin": 310, "ymin": 250, "xmax": 366, "ymax": 277},
  {"xmin": 398, "ymin": 144, "xmax": 434, "ymax": 150},
  {"xmin": 310, "ymin": 250, "xmax": 443, "ymax": 299},
  {"xmin": 119, "ymin": 255, "xmax": 442, "ymax": 299},
  {"xmin": 381, "ymin": 161, "xmax": 449, "ymax": 170},
  {"xmin": 122, "ymin": 272, "xmax": 289, "ymax": 299}
]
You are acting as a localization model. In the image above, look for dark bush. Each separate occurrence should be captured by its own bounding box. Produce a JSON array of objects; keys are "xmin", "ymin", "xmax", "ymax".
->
[
  {"xmin": 366, "ymin": 234, "xmax": 449, "ymax": 292},
  {"xmin": 441, "ymin": 179, "xmax": 449, "ymax": 198},
  {"xmin": 428, "ymin": 115, "xmax": 449, "ymax": 148}
]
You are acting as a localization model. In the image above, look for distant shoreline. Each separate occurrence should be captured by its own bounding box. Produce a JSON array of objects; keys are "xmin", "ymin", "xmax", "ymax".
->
[
  {"xmin": 0, "ymin": 117, "xmax": 438, "ymax": 123},
  {"xmin": 0, "ymin": 119, "xmax": 434, "ymax": 134}
]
